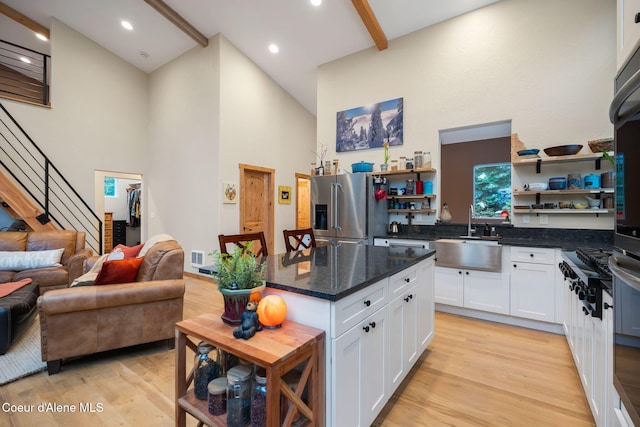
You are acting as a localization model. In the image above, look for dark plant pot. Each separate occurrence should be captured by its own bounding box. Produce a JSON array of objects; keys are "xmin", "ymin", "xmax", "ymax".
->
[{"xmin": 219, "ymin": 285, "xmax": 265, "ymax": 325}]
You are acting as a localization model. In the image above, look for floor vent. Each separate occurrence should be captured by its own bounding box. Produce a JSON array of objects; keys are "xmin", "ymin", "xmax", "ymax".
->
[{"xmin": 190, "ymin": 250, "xmax": 205, "ymax": 267}]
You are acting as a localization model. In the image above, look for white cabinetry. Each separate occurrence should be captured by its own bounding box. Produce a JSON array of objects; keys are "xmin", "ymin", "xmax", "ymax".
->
[
  {"xmin": 334, "ymin": 306, "xmax": 389, "ymax": 427},
  {"xmin": 618, "ymin": 0, "xmax": 640, "ymax": 69},
  {"xmin": 510, "ymin": 246, "xmax": 558, "ymax": 323},
  {"xmin": 435, "ymin": 266, "xmax": 510, "ymax": 315},
  {"xmin": 389, "ymin": 269, "xmax": 419, "ymax": 391}
]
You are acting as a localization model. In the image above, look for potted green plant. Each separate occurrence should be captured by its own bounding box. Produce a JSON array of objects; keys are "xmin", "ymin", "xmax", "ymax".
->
[{"xmin": 210, "ymin": 242, "xmax": 266, "ymax": 325}]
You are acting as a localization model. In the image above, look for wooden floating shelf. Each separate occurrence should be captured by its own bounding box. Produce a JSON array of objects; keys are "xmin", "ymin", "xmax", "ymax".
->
[
  {"xmin": 387, "ymin": 194, "xmax": 436, "ymax": 199},
  {"xmin": 512, "ymin": 188, "xmax": 614, "ymax": 196},
  {"xmin": 388, "ymin": 209, "xmax": 436, "ymax": 214},
  {"xmin": 375, "ymin": 168, "xmax": 436, "ymax": 176},
  {"xmin": 513, "ymin": 208, "xmax": 611, "ymax": 214},
  {"xmin": 512, "ymin": 151, "xmax": 613, "ymax": 166}
]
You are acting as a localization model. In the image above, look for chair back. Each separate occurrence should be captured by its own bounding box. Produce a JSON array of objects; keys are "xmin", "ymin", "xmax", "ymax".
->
[
  {"xmin": 283, "ymin": 228, "xmax": 317, "ymax": 252},
  {"xmin": 218, "ymin": 232, "xmax": 268, "ymax": 256}
]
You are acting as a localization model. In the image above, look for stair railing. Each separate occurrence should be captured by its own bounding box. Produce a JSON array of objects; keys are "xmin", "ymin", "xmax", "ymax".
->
[
  {"xmin": 0, "ymin": 40, "xmax": 49, "ymax": 106},
  {"xmin": 0, "ymin": 101, "xmax": 102, "ymax": 254}
]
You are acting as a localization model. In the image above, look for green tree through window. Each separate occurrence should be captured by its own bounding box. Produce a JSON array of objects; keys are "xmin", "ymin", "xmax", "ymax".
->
[{"xmin": 473, "ymin": 163, "xmax": 511, "ymax": 218}]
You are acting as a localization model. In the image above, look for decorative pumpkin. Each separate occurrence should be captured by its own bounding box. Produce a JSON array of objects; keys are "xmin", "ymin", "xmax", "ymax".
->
[{"xmin": 257, "ymin": 295, "xmax": 288, "ymax": 328}]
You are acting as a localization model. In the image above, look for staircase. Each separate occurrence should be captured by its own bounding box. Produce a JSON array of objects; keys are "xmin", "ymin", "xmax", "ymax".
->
[
  {"xmin": 0, "ymin": 40, "xmax": 49, "ymax": 106},
  {"xmin": 0, "ymin": 101, "xmax": 102, "ymax": 253}
]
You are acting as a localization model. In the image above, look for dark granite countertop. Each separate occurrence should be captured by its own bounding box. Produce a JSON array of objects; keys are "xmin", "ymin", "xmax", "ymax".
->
[
  {"xmin": 375, "ymin": 224, "xmax": 614, "ymax": 251},
  {"xmin": 262, "ymin": 245, "xmax": 435, "ymax": 301}
]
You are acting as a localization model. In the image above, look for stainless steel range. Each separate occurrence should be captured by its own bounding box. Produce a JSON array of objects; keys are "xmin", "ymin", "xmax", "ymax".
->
[{"xmin": 559, "ymin": 247, "xmax": 612, "ymax": 320}]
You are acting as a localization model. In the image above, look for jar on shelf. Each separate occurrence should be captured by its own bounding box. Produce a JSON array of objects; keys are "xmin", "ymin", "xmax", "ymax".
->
[
  {"xmin": 251, "ymin": 367, "xmax": 267, "ymax": 427},
  {"xmin": 208, "ymin": 376, "xmax": 228, "ymax": 416},
  {"xmin": 324, "ymin": 160, "xmax": 332, "ymax": 175},
  {"xmin": 390, "ymin": 159, "xmax": 399, "ymax": 171},
  {"xmin": 227, "ymin": 364, "xmax": 252, "ymax": 427},
  {"xmin": 414, "ymin": 151, "xmax": 423, "ymax": 169},
  {"xmin": 194, "ymin": 342, "xmax": 220, "ymax": 400},
  {"xmin": 399, "ymin": 156, "xmax": 406, "ymax": 169},
  {"xmin": 310, "ymin": 162, "xmax": 317, "ymax": 176},
  {"xmin": 406, "ymin": 157, "xmax": 414, "ymax": 170},
  {"xmin": 406, "ymin": 179, "xmax": 415, "ymax": 195},
  {"xmin": 424, "ymin": 152, "xmax": 432, "ymax": 169}
]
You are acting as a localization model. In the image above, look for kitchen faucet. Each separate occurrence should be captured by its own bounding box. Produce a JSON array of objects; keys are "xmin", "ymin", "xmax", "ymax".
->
[{"xmin": 468, "ymin": 204, "xmax": 476, "ymax": 236}]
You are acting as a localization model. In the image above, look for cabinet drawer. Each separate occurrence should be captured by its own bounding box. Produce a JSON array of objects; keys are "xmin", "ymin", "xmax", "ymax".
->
[
  {"xmin": 510, "ymin": 246, "xmax": 556, "ymax": 265},
  {"xmin": 331, "ymin": 279, "xmax": 387, "ymax": 338},
  {"xmin": 389, "ymin": 266, "xmax": 418, "ymax": 299}
]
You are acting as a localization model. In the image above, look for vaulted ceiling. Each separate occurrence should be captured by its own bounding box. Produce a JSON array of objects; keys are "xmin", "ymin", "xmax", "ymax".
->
[{"xmin": 0, "ymin": 0, "xmax": 501, "ymax": 114}]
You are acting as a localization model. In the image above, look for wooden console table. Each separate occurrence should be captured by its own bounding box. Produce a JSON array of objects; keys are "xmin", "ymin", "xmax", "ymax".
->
[{"xmin": 175, "ymin": 312, "xmax": 325, "ymax": 427}]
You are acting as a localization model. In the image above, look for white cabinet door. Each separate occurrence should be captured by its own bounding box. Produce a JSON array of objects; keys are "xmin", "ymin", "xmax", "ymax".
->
[
  {"xmin": 510, "ymin": 262, "xmax": 556, "ymax": 322},
  {"xmin": 463, "ymin": 270, "xmax": 510, "ymax": 315},
  {"xmin": 591, "ymin": 298, "xmax": 608, "ymax": 427},
  {"xmin": 435, "ymin": 266, "xmax": 464, "ymax": 307},
  {"xmin": 417, "ymin": 258, "xmax": 435, "ymax": 350},
  {"xmin": 388, "ymin": 287, "xmax": 418, "ymax": 392},
  {"xmin": 333, "ymin": 307, "xmax": 389, "ymax": 427},
  {"xmin": 619, "ymin": 0, "xmax": 640, "ymax": 68}
]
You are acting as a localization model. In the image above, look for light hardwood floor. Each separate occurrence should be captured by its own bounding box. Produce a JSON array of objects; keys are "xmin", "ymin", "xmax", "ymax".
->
[{"xmin": 0, "ymin": 275, "xmax": 594, "ymax": 426}]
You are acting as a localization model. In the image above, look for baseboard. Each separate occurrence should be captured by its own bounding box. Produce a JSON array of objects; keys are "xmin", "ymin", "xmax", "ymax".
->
[
  {"xmin": 435, "ymin": 303, "xmax": 565, "ymax": 335},
  {"xmin": 183, "ymin": 271, "xmax": 214, "ymax": 282}
]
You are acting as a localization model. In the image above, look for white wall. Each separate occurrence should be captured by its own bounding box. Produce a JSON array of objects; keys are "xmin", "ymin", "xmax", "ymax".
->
[
  {"xmin": 148, "ymin": 35, "xmax": 316, "ymax": 272},
  {"xmin": 317, "ymin": 0, "xmax": 616, "ymax": 229},
  {"xmin": 218, "ymin": 36, "xmax": 317, "ymax": 252}
]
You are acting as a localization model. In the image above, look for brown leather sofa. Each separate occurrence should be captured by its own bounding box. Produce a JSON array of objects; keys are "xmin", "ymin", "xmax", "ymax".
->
[
  {"xmin": 37, "ymin": 239, "xmax": 185, "ymax": 374},
  {"xmin": 0, "ymin": 230, "xmax": 92, "ymax": 293}
]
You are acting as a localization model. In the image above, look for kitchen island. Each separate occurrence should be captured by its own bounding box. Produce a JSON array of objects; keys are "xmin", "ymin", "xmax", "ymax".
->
[{"xmin": 259, "ymin": 244, "xmax": 436, "ymax": 426}]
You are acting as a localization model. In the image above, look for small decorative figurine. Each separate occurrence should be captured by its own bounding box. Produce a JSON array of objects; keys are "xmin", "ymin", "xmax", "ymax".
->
[{"xmin": 233, "ymin": 301, "xmax": 263, "ymax": 340}]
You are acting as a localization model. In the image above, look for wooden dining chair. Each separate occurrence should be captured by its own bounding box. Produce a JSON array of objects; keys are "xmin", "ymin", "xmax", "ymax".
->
[
  {"xmin": 218, "ymin": 232, "xmax": 268, "ymax": 256},
  {"xmin": 283, "ymin": 228, "xmax": 317, "ymax": 252}
]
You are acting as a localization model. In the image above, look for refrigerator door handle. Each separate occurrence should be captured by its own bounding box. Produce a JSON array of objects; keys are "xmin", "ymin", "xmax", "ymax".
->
[
  {"xmin": 334, "ymin": 182, "xmax": 343, "ymax": 230},
  {"xmin": 610, "ymin": 253, "xmax": 640, "ymax": 292}
]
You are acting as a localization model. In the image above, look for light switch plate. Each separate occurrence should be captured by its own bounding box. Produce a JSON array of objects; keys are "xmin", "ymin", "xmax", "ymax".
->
[{"xmin": 540, "ymin": 214, "xmax": 548, "ymax": 225}]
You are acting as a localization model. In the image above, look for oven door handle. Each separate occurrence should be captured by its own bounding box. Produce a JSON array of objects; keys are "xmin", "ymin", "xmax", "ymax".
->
[
  {"xmin": 610, "ymin": 66, "xmax": 640, "ymax": 124},
  {"xmin": 609, "ymin": 253, "xmax": 640, "ymax": 292}
]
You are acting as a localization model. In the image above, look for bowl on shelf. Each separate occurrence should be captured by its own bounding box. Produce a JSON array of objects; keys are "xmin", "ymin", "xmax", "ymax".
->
[
  {"xmin": 558, "ymin": 201, "xmax": 573, "ymax": 209},
  {"xmin": 524, "ymin": 182, "xmax": 548, "ymax": 191},
  {"xmin": 351, "ymin": 162, "xmax": 374, "ymax": 173},
  {"xmin": 587, "ymin": 138, "xmax": 613, "ymax": 153},
  {"xmin": 543, "ymin": 144, "xmax": 583, "ymax": 156},
  {"xmin": 517, "ymin": 149, "xmax": 540, "ymax": 156},
  {"xmin": 574, "ymin": 203, "xmax": 587, "ymax": 209},
  {"xmin": 548, "ymin": 177, "xmax": 567, "ymax": 190},
  {"xmin": 543, "ymin": 203, "xmax": 557, "ymax": 209},
  {"xmin": 531, "ymin": 203, "xmax": 544, "ymax": 209}
]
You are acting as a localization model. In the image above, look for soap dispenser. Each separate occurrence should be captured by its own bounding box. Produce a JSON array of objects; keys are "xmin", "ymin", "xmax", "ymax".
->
[{"xmin": 440, "ymin": 203, "xmax": 452, "ymax": 223}]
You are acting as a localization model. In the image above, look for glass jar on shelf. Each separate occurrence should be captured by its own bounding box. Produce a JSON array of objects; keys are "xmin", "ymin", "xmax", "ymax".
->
[
  {"xmin": 194, "ymin": 342, "xmax": 220, "ymax": 400},
  {"xmin": 406, "ymin": 157, "xmax": 414, "ymax": 170},
  {"xmin": 414, "ymin": 151, "xmax": 423, "ymax": 169},
  {"xmin": 399, "ymin": 156, "xmax": 407, "ymax": 169},
  {"xmin": 227, "ymin": 364, "xmax": 252, "ymax": 427},
  {"xmin": 390, "ymin": 159, "xmax": 399, "ymax": 171},
  {"xmin": 251, "ymin": 367, "xmax": 268, "ymax": 427},
  {"xmin": 208, "ymin": 376, "xmax": 228, "ymax": 416},
  {"xmin": 310, "ymin": 162, "xmax": 317, "ymax": 176},
  {"xmin": 424, "ymin": 151, "xmax": 432, "ymax": 169}
]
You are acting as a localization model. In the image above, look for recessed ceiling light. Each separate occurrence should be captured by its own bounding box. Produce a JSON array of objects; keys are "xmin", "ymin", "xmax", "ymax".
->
[
  {"xmin": 310, "ymin": 0, "xmax": 322, "ymax": 6},
  {"xmin": 269, "ymin": 44, "xmax": 279, "ymax": 54},
  {"xmin": 121, "ymin": 20, "xmax": 133, "ymax": 31},
  {"xmin": 19, "ymin": 57, "xmax": 31, "ymax": 64},
  {"xmin": 35, "ymin": 33, "xmax": 48, "ymax": 41}
]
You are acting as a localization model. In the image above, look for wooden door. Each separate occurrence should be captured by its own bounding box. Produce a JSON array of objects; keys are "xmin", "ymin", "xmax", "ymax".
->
[
  {"xmin": 239, "ymin": 164, "xmax": 274, "ymax": 255},
  {"xmin": 295, "ymin": 173, "xmax": 310, "ymax": 229}
]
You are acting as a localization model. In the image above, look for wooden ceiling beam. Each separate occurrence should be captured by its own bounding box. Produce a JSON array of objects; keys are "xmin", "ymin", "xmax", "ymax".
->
[
  {"xmin": 0, "ymin": 1, "xmax": 50, "ymax": 40},
  {"xmin": 144, "ymin": 0, "xmax": 208, "ymax": 47},
  {"xmin": 351, "ymin": 0, "xmax": 388, "ymax": 51}
]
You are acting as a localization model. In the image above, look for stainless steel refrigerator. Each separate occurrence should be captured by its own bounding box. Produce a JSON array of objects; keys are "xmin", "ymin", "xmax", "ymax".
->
[{"xmin": 311, "ymin": 173, "xmax": 387, "ymax": 245}]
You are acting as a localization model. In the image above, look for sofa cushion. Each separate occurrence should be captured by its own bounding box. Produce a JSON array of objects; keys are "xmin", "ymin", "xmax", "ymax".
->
[
  {"xmin": 94, "ymin": 258, "xmax": 144, "ymax": 286},
  {"xmin": 14, "ymin": 267, "xmax": 69, "ymax": 288},
  {"xmin": 26, "ymin": 230, "xmax": 77, "ymax": 265},
  {"xmin": 0, "ymin": 248, "xmax": 64, "ymax": 271},
  {"xmin": 112, "ymin": 243, "xmax": 144, "ymax": 259},
  {"xmin": 0, "ymin": 232, "xmax": 27, "ymax": 252},
  {"xmin": 0, "ymin": 271, "xmax": 16, "ymax": 283}
]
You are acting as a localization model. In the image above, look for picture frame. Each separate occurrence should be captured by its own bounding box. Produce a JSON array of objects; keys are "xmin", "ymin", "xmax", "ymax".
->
[
  {"xmin": 336, "ymin": 97, "xmax": 404, "ymax": 152},
  {"xmin": 223, "ymin": 182, "xmax": 237, "ymax": 204},
  {"xmin": 279, "ymin": 186, "xmax": 291, "ymax": 204}
]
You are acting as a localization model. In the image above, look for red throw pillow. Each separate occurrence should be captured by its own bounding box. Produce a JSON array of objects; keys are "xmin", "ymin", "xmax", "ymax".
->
[
  {"xmin": 112, "ymin": 243, "xmax": 144, "ymax": 259},
  {"xmin": 94, "ymin": 257, "xmax": 144, "ymax": 285}
]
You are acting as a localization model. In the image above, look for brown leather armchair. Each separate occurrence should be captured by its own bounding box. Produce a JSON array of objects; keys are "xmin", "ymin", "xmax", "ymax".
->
[{"xmin": 38, "ymin": 239, "xmax": 185, "ymax": 374}]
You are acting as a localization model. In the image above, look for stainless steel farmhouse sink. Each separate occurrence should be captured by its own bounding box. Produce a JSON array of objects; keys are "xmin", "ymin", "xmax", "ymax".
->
[{"xmin": 435, "ymin": 238, "xmax": 502, "ymax": 272}]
